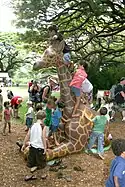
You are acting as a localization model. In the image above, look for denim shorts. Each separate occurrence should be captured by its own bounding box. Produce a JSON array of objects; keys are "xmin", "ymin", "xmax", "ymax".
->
[
  {"xmin": 71, "ymin": 86, "xmax": 81, "ymax": 97},
  {"xmin": 63, "ymin": 52, "xmax": 71, "ymax": 64},
  {"xmin": 26, "ymin": 117, "xmax": 33, "ymax": 128}
]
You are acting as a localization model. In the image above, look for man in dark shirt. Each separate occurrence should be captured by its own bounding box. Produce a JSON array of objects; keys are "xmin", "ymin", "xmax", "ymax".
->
[{"xmin": 115, "ymin": 77, "xmax": 125, "ymax": 121}]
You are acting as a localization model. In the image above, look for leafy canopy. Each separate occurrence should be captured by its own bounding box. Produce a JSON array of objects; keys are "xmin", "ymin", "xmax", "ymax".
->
[{"xmin": 12, "ymin": 0, "xmax": 125, "ymax": 89}]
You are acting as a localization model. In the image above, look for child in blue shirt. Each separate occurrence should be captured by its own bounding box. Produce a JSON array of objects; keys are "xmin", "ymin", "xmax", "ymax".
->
[
  {"xmin": 106, "ymin": 139, "xmax": 125, "ymax": 187},
  {"xmin": 49, "ymin": 102, "xmax": 64, "ymax": 146}
]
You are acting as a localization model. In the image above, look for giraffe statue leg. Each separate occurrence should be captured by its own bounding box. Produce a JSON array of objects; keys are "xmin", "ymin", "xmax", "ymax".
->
[{"xmin": 46, "ymin": 142, "xmax": 76, "ymax": 161}]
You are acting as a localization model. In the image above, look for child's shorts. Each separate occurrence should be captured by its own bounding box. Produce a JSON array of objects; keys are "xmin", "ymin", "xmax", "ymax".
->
[
  {"xmin": 50, "ymin": 125, "xmax": 58, "ymax": 133},
  {"xmin": 4, "ymin": 119, "xmax": 11, "ymax": 123},
  {"xmin": 63, "ymin": 52, "xmax": 71, "ymax": 64},
  {"xmin": 27, "ymin": 146, "xmax": 46, "ymax": 168},
  {"xmin": 26, "ymin": 117, "xmax": 33, "ymax": 128},
  {"xmin": 71, "ymin": 86, "xmax": 81, "ymax": 97}
]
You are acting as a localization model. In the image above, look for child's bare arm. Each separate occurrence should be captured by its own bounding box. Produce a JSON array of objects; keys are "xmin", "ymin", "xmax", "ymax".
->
[
  {"xmin": 22, "ymin": 130, "xmax": 30, "ymax": 151},
  {"xmin": 114, "ymin": 176, "xmax": 120, "ymax": 187},
  {"xmin": 42, "ymin": 126, "xmax": 47, "ymax": 154},
  {"xmin": 84, "ymin": 114, "xmax": 93, "ymax": 122},
  {"xmin": 42, "ymin": 87, "xmax": 49, "ymax": 101},
  {"xmin": 61, "ymin": 117, "xmax": 71, "ymax": 123}
]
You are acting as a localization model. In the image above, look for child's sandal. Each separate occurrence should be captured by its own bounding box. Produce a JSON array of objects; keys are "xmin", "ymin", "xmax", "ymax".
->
[{"xmin": 24, "ymin": 175, "xmax": 37, "ymax": 181}]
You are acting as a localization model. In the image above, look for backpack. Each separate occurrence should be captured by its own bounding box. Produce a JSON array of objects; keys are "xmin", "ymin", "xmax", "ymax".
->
[
  {"xmin": 39, "ymin": 85, "xmax": 51, "ymax": 101},
  {"xmin": 7, "ymin": 91, "xmax": 14, "ymax": 100},
  {"xmin": 114, "ymin": 84, "xmax": 125, "ymax": 104}
]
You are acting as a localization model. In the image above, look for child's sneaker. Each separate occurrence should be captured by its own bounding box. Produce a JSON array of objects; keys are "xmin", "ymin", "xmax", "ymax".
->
[
  {"xmin": 122, "ymin": 117, "xmax": 125, "ymax": 122},
  {"xmin": 31, "ymin": 166, "xmax": 37, "ymax": 173},
  {"xmin": 98, "ymin": 153, "xmax": 104, "ymax": 160},
  {"xmin": 85, "ymin": 149, "xmax": 92, "ymax": 154}
]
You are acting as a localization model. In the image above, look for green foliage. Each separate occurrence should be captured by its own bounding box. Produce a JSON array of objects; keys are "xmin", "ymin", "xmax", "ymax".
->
[
  {"xmin": 89, "ymin": 64, "xmax": 125, "ymax": 93},
  {"xmin": 0, "ymin": 32, "xmax": 27, "ymax": 76},
  {"xmin": 12, "ymin": 0, "xmax": 125, "ymax": 91},
  {"xmin": 19, "ymin": 99, "xmax": 27, "ymax": 123},
  {"xmin": 12, "ymin": 0, "xmax": 125, "ymax": 63}
]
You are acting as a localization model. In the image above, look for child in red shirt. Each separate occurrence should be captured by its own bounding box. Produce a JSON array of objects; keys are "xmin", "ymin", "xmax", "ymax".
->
[
  {"xmin": 3, "ymin": 101, "xmax": 12, "ymax": 136},
  {"xmin": 10, "ymin": 96, "xmax": 22, "ymax": 118}
]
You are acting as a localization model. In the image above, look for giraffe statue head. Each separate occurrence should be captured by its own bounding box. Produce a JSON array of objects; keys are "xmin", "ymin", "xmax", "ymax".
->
[{"xmin": 33, "ymin": 46, "xmax": 63, "ymax": 70}]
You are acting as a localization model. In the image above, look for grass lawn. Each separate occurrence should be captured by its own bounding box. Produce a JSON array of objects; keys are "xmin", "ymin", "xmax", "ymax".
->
[
  {"xmin": 18, "ymin": 100, "xmax": 27, "ymax": 124},
  {"xmin": 51, "ymin": 91, "xmax": 60, "ymax": 98}
]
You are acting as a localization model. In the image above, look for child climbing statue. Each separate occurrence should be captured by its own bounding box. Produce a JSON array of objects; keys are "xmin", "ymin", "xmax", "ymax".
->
[
  {"xmin": 48, "ymin": 25, "xmax": 71, "ymax": 66},
  {"xmin": 44, "ymin": 99, "xmax": 55, "ymax": 148},
  {"xmin": 81, "ymin": 78, "xmax": 93, "ymax": 105},
  {"xmin": 48, "ymin": 101, "xmax": 64, "ymax": 146},
  {"xmin": 86, "ymin": 107, "xmax": 109, "ymax": 160},
  {"xmin": 70, "ymin": 61, "xmax": 88, "ymax": 117}
]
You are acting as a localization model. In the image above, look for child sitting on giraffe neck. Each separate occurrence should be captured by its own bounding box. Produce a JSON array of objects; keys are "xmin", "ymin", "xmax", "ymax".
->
[{"xmin": 48, "ymin": 25, "xmax": 71, "ymax": 66}]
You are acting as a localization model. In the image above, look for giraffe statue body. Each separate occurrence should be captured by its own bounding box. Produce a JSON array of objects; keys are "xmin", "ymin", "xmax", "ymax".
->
[{"xmin": 33, "ymin": 46, "xmax": 97, "ymax": 160}]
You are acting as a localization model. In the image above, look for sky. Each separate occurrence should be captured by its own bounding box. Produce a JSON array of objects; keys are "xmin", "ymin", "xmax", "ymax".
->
[{"xmin": 0, "ymin": 0, "xmax": 16, "ymax": 32}]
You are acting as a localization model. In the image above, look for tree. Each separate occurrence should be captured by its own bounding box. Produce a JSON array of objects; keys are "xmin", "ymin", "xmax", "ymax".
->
[
  {"xmin": 0, "ymin": 32, "xmax": 34, "ymax": 77},
  {"xmin": 0, "ymin": 42, "xmax": 23, "ymax": 73},
  {"xmin": 12, "ymin": 0, "xmax": 125, "ymax": 64},
  {"xmin": 12, "ymin": 0, "xmax": 125, "ymax": 90}
]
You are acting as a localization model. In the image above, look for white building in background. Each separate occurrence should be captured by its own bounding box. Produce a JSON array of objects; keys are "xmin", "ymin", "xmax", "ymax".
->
[{"xmin": 0, "ymin": 72, "xmax": 11, "ymax": 86}]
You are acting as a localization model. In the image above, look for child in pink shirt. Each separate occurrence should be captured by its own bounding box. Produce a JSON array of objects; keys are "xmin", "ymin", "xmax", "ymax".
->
[
  {"xmin": 70, "ymin": 61, "xmax": 88, "ymax": 116},
  {"xmin": 3, "ymin": 101, "xmax": 12, "ymax": 135}
]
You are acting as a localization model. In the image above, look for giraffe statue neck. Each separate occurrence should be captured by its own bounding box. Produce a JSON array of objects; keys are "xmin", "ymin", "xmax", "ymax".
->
[{"xmin": 56, "ymin": 60, "xmax": 74, "ymax": 118}]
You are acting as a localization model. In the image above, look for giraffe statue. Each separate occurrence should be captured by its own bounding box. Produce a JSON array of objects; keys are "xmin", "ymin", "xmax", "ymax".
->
[{"xmin": 33, "ymin": 46, "xmax": 96, "ymax": 161}]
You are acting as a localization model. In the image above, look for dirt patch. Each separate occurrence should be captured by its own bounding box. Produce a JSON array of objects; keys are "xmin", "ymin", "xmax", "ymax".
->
[{"xmin": 0, "ymin": 118, "xmax": 124, "ymax": 187}]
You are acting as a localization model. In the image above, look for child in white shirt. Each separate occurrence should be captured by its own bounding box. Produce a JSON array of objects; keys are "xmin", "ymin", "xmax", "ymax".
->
[
  {"xmin": 25, "ymin": 101, "xmax": 34, "ymax": 131},
  {"xmin": 22, "ymin": 111, "xmax": 46, "ymax": 172},
  {"xmin": 81, "ymin": 78, "xmax": 93, "ymax": 105}
]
